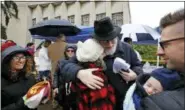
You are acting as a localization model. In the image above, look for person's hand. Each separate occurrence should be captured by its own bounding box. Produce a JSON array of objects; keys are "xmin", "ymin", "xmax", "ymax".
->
[
  {"xmin": 77, "ymin": 68, "xmax": 104, "ymax": 90},
  {"xmin": 120, "ymin": 69, "xmax": 137, "ymax": 82},
  {"xmin": 53, "ymin": 88, "xmax": 59, "ymax": 97}
]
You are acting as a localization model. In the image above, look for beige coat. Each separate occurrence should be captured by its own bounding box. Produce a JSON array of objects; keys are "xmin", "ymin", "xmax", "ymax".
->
[{"xmin": 48, "ymin": 39, "xmax": 66, "ymax": 78}]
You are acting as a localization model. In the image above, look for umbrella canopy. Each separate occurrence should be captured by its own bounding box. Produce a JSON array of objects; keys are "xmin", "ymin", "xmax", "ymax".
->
[
  {"xmin": 120, "ymin": 24, "xmax": 160, "ymax": 45},
  {"xmin": 32, "ymin": 35, "xmax": 56, "ymax": 41},
  {"xmin": 29, "ymin": 19, "xmax": 81, "ymax": 37},
  {"xmin": 31, "ymin": 26, "xmax": 94, "ymax": 43},
  {"xmin": 66, "ymin": 26, "xmax": 94, "ymax": 43}
]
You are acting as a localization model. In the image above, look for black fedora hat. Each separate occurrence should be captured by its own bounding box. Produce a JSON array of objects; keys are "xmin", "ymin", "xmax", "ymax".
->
[{"xmin": 93, "ymin": 17, "xmax": 121, "ymax": 41}]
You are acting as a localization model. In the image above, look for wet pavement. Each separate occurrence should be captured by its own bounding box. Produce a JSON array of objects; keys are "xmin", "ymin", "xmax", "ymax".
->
[{"xmin": 38, "ymin": 100, "xmax": 63, "ymax": 110}]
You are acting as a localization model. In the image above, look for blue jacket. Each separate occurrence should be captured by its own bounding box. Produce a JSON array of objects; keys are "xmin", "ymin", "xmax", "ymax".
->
[
  {"xmin": 58, "ymin": 40, "xmax": 144, "ymax": 109},
  {"xmin": 128, "ymin": 69, "xmax": 182, "ymax": 110},
  {"xmin": 140, "ymin": 74, "xmax": 184, "ymax": 110}
]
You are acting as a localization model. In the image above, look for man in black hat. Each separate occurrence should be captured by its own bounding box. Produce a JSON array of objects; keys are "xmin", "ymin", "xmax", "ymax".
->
[{"xmin": 58, "ymin": 17, "xmax": 143, "ymax": 109}]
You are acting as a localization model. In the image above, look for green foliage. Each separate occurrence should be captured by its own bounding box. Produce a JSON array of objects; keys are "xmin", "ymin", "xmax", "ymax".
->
[
  {"xmin": 133, "ymin": 44, "xmax": 160, "ymax": 65},
  {"xmin": 133, "ymin": 44, "xmax": 157, "ymax": 60},
  {"xmin": 133, "ymin": 44, "xmax": 166, "ymax": 66},
  {"xmin": 1, "ymin": 0, "xmax": 19, "ymax": 25}
]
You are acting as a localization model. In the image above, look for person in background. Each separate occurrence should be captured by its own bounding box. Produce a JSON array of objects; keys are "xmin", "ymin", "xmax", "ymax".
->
[
  {"xmin": 52, "ymin": 44, "xmax": 76, "ymax": 109},
  {"xmin": 37, "ymin": 40, "xmax": 51, "ymax": 81},
  {"xmin": 59, "ymin": 17, "xmax": 143, "ymax": 109},
  {"xmin": 141, "ymin": 8, "xmax": 184, "ymax": 110},
  {"xmin": 25, "ymin": 42, "xmax": 36, "ymax": 76},
  {"xmin": 124, "ymin": 37, "xmax": 142, "ymax": 62},
  {"xmin": 34, "ymin": 41, "xmax": 44, "ymax": 72},
  {"xmin": 1, "ymin": 39, "xmax": 16, "ymax": 46},
  {"xmin": 1, "ymin": 41, "xmax": 37, "ymax": 110},
  {"xmin": 53, "ymin": 44, "xmax": 77, "ymax": 96},
  {"xmin": 48, "ymin": 34, "xmax": 67, "ymax": 81},
  {"xmin": 47, "ymin": 34, "xmax": 67, "ymax": 109},
  {"xmin": 26, "ymin": 42, "xmax": 35, "ymax": 56},
  {"xmin": 123, "ymin": 68, "xmax": 181, "ymax": 110},
  {"xmin": 26, "ymin": 55, "xmax": 37, "ymax": 79}
]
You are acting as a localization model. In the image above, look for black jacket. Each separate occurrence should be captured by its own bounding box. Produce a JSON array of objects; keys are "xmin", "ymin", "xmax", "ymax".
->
[
  {"xmin": 140, "ymin": 77, "xmax": 184, "ymax": 110},
  {"xmin": 58, "ymin": 40, "xmax": 144, "ymax": 109},
  {"xmin": 1, "ymin": 74, "xmax": 36, "ymax": 110}
]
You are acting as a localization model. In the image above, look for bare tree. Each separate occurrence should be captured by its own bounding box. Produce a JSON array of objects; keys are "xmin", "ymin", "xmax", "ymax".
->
[{"xmin": 1, "ymin": 0, "xmax": 19, "ymax": 39}]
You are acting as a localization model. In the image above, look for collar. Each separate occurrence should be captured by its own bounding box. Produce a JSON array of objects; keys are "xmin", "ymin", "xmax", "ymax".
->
[{"xmin": 114, "ymin": 40, "xmax": 125, "ymax": 57}]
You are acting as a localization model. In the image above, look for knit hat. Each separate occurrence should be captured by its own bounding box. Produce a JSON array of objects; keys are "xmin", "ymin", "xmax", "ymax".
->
[
  {"xmin": 151, "ymin": 68, "xmax": 181, "ymax": 90},
  {"xmin": 1, "ymin": 41, "xmax": 30, "ymax": 63},
  {"xmin": 76, "ymin": 39, "xmax": 104, "ymax": 62}
]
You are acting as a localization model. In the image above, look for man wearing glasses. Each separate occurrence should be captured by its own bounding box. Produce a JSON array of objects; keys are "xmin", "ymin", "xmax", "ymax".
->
[
  {"xmin": 59, "ymin": 17, "xmax": 143, "ymax": 109},
  {"xmin": 141, "ymin": 8, "xmax": 184, "ymax": 110}
]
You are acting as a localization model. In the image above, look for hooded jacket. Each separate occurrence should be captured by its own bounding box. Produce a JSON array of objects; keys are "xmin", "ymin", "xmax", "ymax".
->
[{"xmin": 53, "ymin": 44, "xmax": 77, "ymax": 89}]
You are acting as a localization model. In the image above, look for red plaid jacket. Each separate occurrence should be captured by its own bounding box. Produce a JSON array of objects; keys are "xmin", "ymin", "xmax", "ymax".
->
[{"xmin": 70, "ymin": 63, "xmax": 116, "ymax": 110}]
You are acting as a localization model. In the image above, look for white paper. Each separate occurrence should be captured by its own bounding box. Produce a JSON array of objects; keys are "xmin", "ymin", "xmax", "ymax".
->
[{"xmin": 113, "ymin": 57, "xmax": 130, "ymax": 73}]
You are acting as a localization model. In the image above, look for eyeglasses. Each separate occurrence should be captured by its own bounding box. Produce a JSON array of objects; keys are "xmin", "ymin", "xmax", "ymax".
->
[
  {"xmin": 159, "ymin": 37, "xmax": 184, "ymax": 49},
  {"xmin": 13, "ymin": 56, "xmax": 26, "ymax": 61},
  {"xmin": 66, "ymin": 49, "xmax": 74, "ymax": 53}
]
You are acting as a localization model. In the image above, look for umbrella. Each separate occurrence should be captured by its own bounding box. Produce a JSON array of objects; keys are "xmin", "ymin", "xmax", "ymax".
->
[
  {"xmin": 29, "ymin": 19, "xmax": 81, "ymax": 37},
  {"xmin": 66, "ymin": 26, "xmax": 94, "ymax": 43},
  {"xmin": 120, "ymin": 24, "xmax": 160, "ymax": 45},
  {"xmin": 121, "ymin": 24, "xmax": 161, "ymax": 67},
  {"xmin": 32, "ymin": 35, "xmax": 57, "ymax": 42},
  {"xmin": 31, "ymin": 26, "xmax": 94, "ymax": 43}
]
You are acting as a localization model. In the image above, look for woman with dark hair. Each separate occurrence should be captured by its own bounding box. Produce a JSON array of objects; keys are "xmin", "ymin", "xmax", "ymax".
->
[{"xmin": 1, "ymin": 42, "xmax": 37, "ymax": 110}]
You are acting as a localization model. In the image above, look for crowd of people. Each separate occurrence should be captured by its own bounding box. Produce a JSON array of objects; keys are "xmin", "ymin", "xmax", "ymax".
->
[{"xmin": 1, "ymin": 8, "xmax": 184, "ymax": 110}]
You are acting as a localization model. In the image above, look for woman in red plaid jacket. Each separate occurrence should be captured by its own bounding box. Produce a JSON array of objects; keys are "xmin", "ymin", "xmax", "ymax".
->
[{"xmin": 69, "ymin": 38, "xmax": 116, "ymax": 110}]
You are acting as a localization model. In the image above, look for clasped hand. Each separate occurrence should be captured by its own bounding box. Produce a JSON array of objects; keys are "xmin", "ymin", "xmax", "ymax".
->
[{"xmin": 77, "ymin": 68, "xmax": 104, "ymax": 90}]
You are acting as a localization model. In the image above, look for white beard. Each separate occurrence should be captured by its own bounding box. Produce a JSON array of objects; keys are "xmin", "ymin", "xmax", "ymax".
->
[{"xmin": 104, "ymin": 38, "xmax": 118, "ymax": 56}]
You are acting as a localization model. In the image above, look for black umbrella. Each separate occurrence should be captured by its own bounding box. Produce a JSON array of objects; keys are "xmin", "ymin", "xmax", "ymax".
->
[{"xmin": 29, "ymin": 19, "xmax": 81, "ymax": 37}]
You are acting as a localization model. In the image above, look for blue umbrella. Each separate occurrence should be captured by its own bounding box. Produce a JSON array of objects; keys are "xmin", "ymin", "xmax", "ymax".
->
[
  {"xmin": 66, "ymin": 26, "xmax": 94, "ymax": 43},
  {"xmin": 66, "ymin": 34, "xmax": 93, "ymax": 43},
  {"xmin": 29, "ymin": 19, "xmax": 81, "ymax": 37}
]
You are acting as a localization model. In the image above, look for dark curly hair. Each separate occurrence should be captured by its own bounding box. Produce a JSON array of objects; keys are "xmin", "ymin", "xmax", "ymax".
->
[{"xmin": 2, "ymin": 52, "xmax": 33, "ymax": 80}]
